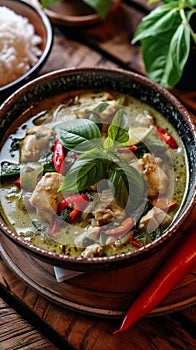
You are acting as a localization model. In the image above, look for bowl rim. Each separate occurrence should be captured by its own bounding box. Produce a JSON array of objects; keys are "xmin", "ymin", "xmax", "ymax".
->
[
  {"xmin": 0, "ymin": 66, "xmax": 195, "ymax": 270},
  {"xmin": 34, "ymin": 0, "xmax": 121, "ymax": 27},
  {"xmin": 0, "ymin": 0, "xmax": 53, "ymax": 95}
]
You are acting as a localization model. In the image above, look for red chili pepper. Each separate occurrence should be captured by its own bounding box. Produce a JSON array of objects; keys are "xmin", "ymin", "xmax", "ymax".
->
[
  {"xmin": 53, "ymin": 139, "xmax": 65, "ymax": 173},
  {"xmin": 14, "ymin": 177, "xmax": 21, "ymax": 188},
  {"xmin": 118, "ymin": 146, "xmax": 137, "ymax": 153},
  {"xmin": 105, "ymin": 217, "xmax": 135, "ymax": 236},
  {"xmin": 156, "ymin": 126, "xmax": 178, "ymax": 149},
  {"xmin": 48, "ymin": 218, "xmax": 61, "ymax": 238},
  {"xmin": 113, "ymin": 229, "xmax": 196, "ymax": 335},
  {"xmin": 58, "ymin": 193, "xmax": 89, "ymax": 223},
  {"xmin": 130, "ymin": 233, "xmax": 142, "ymax": 248},
  {"xmin": 151, "ymin": 198, "xmax": 178, "ymax": 211}
]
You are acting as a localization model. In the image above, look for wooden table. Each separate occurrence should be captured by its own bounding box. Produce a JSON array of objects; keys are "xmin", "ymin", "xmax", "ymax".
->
[{"xmin": 0, "ymin": 1, "xmax": 196, "ymax": 349}]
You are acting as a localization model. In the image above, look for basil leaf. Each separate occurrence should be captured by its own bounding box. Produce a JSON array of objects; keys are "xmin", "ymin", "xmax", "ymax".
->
[
  {"xmin": 108, "ymin": 109, "xmax": 129, "ymax": 143},
  {"xmin": 109, "ymin": 162, "xmax": 146, "ymax": 211},
  {"xmin": 58, "ymin": 148, "xmax": 109, "ymax": 192},
  {"xmin": 165, "ymin": 23, "xmax": 190, "ymax": 88},
  {"xmin": 54, "ymin": 119, "xmax": 101, "ymax": 152},
  {"xmin": 132, "ymin": 4, "xmax": 181, "ymax": 43},
  {"xmin": 185, "ymin": 0, "xmax": 196, "ymax": 6}
]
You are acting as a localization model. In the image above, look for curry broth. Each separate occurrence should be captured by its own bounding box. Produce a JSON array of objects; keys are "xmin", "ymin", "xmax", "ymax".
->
[{"xmin": 0, "ymin": 90, "xmax": 187, "ymax": 257}]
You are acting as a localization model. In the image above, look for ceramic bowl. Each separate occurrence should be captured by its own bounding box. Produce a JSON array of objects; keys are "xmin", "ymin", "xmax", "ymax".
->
[
  {"xmin": 34, "ymin": 0, "xmax": 121, "ymax": 27},
  {"xmin": 0, "ymin": 0, "xmax": 53, "ymax": 102},
  {"xmin": 0, "ymin": 68, "xmax": 195, "ymax": 276}
]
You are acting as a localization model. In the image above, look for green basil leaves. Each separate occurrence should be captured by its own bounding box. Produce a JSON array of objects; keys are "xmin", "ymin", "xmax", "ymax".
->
[
  {"xmin": 54, "ymin": 109, "xmax": 146, "ymax": 210},
  {"xmin": 132, "ymin": 1, "xmax": 196, "ymax": 89}
]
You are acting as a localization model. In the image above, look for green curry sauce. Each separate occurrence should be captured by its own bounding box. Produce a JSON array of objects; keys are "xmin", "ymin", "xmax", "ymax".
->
[{"xmin": 0, "ymin": 91, "xmax": 187, "ymax": 258}]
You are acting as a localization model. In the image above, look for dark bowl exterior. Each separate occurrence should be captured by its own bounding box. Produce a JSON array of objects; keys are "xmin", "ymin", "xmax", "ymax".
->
[
  {"xmin": 0, "ymin": 67, "xmax": 195, "ymax": 272},
  {"xmin": 0, "ymin": 0, "xmax": 53, "ymax": 102}
]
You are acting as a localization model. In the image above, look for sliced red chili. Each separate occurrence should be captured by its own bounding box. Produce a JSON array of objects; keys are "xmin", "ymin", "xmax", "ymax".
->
[
  {"xmin": 53, "ymin": 139, "xmax": 65, "ymax": 173},
  {"xmin": 156, "ymin": 126, "xmax": 178, "ymax": 149},
  {"xmin": 118, "ymin": 146, "xmax": 137, "ymax": 153},
  {"xmin": 14, "ymin": 177, "xmax": 21, "ymax": 188},
  {"xmin": 58, "ymin": 193, "xmax": 89, "ymax": 223},
  {"xmin": 130, "ymin": 233, "xmax": 142, "ymax": 248},
  {"xmin": 152, "ymin": 198, "xmax": 178, "ymax": 211},
  {"xmin": 105, "ymin": 217, "xmax": 135, "ymax": 236},
  {"xmin": 48, "ymin": 218, "xmax": 61, "ymax": 238}
]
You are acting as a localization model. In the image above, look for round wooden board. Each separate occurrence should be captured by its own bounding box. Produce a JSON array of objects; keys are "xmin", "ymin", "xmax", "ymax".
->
[{"xmin": 1, "ymin": 235, "xmax": 195, "ymax": 319}]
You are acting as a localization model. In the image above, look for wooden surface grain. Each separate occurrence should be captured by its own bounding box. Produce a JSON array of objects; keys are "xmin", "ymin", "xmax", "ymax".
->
[
  {"xmin": 0, "ymin": 258, "xmax": 196, "ymax": 350},
  {"xmin": 0, "ymin": 1, "xmax": 196, "ymax": 349}
]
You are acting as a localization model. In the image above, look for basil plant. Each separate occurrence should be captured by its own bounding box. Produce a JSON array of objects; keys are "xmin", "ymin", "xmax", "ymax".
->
[{"xmin": 132, "ymin": 0, "xmax": 196, "ymax": 89}]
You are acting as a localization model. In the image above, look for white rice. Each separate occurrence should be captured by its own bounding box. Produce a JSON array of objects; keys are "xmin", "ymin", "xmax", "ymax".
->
[{"xmin": 0, "ymin": 6, "xmax": 42, "ymax": 87}]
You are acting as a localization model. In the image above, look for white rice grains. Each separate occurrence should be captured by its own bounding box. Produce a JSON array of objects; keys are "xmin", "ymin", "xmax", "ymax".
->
[{"xmin": 0, "ymin": 6, "xmax": 42, "ymax": 87}]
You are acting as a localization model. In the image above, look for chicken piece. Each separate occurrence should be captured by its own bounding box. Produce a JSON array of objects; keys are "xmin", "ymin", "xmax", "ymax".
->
[
  {"xmin": 30, "ymin": 172, "xmax": 64, "ymax": 223},
  {"xmin": 141, "ymin": 153, "xmax": 168, "ymax": 198},
  {"xmin": 139, "ymin": 207, "xmax": 172, "ymax": 233},
  {"xmin": 81, "ymin": 243, "xmax": 103, "ymax": 258},
  {"xmin": 92, "ymin": 189, "xmax": 125, "ymax": 226},
  {"xmin": 74, "ymin": 226, "xmax": 101, "ymax": 249},
  {"xmin": 21, "ymin": 125, "xmax": 55, "ymax": 162}
]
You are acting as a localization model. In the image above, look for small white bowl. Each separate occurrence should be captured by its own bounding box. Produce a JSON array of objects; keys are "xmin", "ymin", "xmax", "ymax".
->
[{"xmin": 0, "ymin": 0, "xmax": 53, "ymax": 102}]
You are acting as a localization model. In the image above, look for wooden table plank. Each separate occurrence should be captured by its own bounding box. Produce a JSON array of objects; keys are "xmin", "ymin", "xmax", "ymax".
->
[{"xmin": 0, "ymin": 297, "xmax": 58, "ymax": 350}]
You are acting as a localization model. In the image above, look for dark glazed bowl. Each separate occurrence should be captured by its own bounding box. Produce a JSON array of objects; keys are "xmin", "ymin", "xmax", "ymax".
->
[
  {"xmin": 0, "ymin": 67, "xmax": 195, "ymax": 273},
  {"xmin": 0, "ymin": 0, "xmax": 53, "ymax": 102}
]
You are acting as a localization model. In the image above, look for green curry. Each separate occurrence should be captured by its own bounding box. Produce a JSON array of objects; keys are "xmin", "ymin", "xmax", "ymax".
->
[{"xmin": 0, "ymin": 91, "xmax": 187, "ymax": 258}]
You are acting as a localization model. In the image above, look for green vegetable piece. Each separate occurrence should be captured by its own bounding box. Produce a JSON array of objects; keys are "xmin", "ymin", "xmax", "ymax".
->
[{"xmin": 0, "ymin": 162, "xmax": 20, "ymax": 178}]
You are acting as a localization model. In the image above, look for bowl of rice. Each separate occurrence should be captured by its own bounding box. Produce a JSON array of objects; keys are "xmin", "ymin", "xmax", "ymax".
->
[{"xmin": 0, "ymin": 0, "xmax": 53, "ymax": 101}]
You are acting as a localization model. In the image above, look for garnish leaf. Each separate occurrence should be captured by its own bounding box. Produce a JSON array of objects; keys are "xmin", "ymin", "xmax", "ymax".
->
[
  {"xmin": 109, "ymin": 162, "xmax": 147, "ymax": 211},
  {"xmin": 54, "ymin": 119, "xmax": 101, "ymax": 152},
  {"xmin": 58, "ymin": 148, "xmax": 109, "ymax": 192},
  {"xmin": 107, "ymin": 109, "xmax": 129, "ymax": 143}
]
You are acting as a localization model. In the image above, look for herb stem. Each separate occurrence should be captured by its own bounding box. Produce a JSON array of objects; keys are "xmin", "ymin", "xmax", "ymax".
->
[{"xmin": 180, "ymin": 8, "xmax": 196, "ymax": 44}]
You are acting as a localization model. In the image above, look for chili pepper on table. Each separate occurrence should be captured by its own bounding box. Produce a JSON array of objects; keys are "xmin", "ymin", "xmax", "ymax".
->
[
  {"xmin": 53, "ymin": 139, "xmax": 65, "ymax": 173},
  {"xmin": 113, "ymin": 229, "xmax": 196, "ymax": 335},
  {"xmin": 58, "ymin": 193, "xmax": 89, "ymax": 223},
  {"xmin": 156, "ymin": 126, "xmax": 178, "ymax": 149}
]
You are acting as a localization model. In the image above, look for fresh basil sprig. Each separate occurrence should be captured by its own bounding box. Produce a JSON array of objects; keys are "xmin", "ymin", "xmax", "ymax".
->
[
  {"xmin": 132, "ymin": 0, "xmax": 196, "ymax": 89},
  {"xmin": 55, "ymin": 109, "xmax": 146, "ymax": 209}
]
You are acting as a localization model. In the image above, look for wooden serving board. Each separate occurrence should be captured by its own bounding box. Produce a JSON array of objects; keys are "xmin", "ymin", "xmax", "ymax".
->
[{"xmin": 1, "ymin": 234, "xmax": 195, "ymax": 319}]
